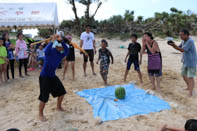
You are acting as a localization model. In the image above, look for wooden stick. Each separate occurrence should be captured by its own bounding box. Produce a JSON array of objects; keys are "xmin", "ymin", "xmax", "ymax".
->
[
  {"xmin": 70, "ymin": 42, "xmax": 88, "ymax": 56},
  {"xmin": 31, "ymin": 38, "xmax": 51, "ymax": 46},
  {"xmin": 31, "ymin": 38, "xmax": 88, "ymax": 56}
]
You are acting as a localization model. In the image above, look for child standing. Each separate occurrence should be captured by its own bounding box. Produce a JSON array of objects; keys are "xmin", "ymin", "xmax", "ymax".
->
[
  {"xmin": 124, "ymin": 34, "xmax": 143, "ymax": 83},
  {"xmin": 96, "ymin": 39, "xmax": 114, "ymax": 85},
  {"xmin": 2, "ymin": 32, "xmax": 15, "ymax": 79},
  {"xmin": 0, "ymin": 38, "xmax": 8, "ymax": 83},
  {"xmin": 15, "ymin": 33, "xmax": 29, "ymax": 77},
  {"xmin": 36, "ymin": 45, "xmax": 45, "ymax": 69},
  {"xmin": 62, "ymin": 35, "xmax": 75, "ymax": 80},
  {"xmin": 28, "ymin": 44, "xmax": 36, "ymax": 71}
]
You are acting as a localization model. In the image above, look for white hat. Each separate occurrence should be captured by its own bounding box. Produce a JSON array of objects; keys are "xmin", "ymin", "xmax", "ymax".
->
[
  {"xmin": 56, "ymin": 43, "xmax": 62, "ymax": 47},
  {"xmin": 52, "ymin": 40, "xmax": 63, "ymax": 48},
  {"xmin": 56, "ymin": 31, "xmax": 64, "ymax": 37}
]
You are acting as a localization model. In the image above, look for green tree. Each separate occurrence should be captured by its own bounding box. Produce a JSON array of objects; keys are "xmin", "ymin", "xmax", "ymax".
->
[{"xmin": 38, "ymin": 28, "xmax": 54, "ymax": 38}]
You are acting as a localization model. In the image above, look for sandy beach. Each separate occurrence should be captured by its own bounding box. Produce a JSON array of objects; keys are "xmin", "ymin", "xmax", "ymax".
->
[{"xmin": 0, "ymin": 37, "xmax": 197, "ymax": 131}]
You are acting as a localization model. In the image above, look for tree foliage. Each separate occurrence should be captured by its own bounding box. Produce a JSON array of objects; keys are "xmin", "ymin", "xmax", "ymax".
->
[
  {"xmin": 39, "ymin": 7, "xmax": 197, "ymax": 38},
  {"xmin": 38, "ymin": 28, "xmax": 54, "ymax": 38}
]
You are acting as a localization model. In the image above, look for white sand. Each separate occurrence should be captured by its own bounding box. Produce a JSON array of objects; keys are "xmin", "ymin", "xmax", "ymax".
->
[{"xmin": 1, "ymin": 37, "xmax": 197, "ymax": 131}]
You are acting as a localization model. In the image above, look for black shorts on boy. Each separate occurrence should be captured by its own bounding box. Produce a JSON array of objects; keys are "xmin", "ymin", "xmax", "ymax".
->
[{"xmin": 127, "ymin": 57, "xmax": 140, "ymax": 71}]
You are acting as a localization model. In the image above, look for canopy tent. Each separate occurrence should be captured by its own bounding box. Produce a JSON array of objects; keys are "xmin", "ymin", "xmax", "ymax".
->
[{"xmin": 0, "ymin": 2, "xmax": 59, "ymax": 30}]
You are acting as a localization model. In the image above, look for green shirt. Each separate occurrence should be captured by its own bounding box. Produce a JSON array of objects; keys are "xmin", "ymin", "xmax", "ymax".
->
[{"xmin": 0, "ymin": 46, "xmax": 7, "ymax": 64}]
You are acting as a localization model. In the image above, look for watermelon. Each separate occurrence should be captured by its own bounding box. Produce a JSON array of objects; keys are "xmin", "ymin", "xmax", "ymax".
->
[{"xmin": 115, "ymin": 87, "xmax": 126, "ymax": 99}]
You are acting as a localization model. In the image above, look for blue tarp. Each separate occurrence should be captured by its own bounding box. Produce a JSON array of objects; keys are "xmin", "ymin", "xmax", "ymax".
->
[{"xmin": 76, "ymin": 84, "xmax": 171, "ymax": 122}]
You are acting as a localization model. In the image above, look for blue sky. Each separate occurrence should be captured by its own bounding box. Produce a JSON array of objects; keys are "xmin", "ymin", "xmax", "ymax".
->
[
  {"xmin": 0, "ymin": 0, "xmax": 196, "ymax": 36},
  {"xmin": 1, "ymin": 0, "xmax": 197, "ymax": 21},
  {"xmin": 109, "ymin": 0, "xmax": 197, "ymax": 19}
]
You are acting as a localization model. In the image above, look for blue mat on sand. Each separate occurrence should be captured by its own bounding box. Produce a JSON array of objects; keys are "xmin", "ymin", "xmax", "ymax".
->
[{"xmin": 76, "ymin": 84, "xmax": 171, "ymax": 122}]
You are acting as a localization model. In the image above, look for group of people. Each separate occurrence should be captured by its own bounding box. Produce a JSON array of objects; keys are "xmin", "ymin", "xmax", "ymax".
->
[
  {"xmin": 0, "ymin": 32, "xmax": 28, "ymax": 83},
  {"xmin": 0, "ymin": 25, "xmax": 196, "ymax": 124},
  {"xmin": 0, "ymin": 32, "xmax": 47, "ymax": 85},
  {"xmin": 37, "ymin": 26, "xmax": 196, "ymax": 123},
  {"xmin": 124, "ymin": 29, "xmax": 197, "ymax": 98}
]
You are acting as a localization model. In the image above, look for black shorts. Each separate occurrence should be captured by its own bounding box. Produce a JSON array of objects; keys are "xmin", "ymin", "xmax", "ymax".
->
[
  {"xmin": 38, "ymin": 76, "xmax": 66, "ymax": 103},
  {"xmin": 127, "ymin": 58, "xmax": 140, "ymax": 71},
  {"xmin": 83, "ymin": 49, "xmax": 94, "ymax": 62},
  {"xmin": 148, "ymin": 69, "xmax": 162, "ymax": 77},
  {"xmin": 66, "ymin": 55, "xmax": 75, "ymax": 61}
]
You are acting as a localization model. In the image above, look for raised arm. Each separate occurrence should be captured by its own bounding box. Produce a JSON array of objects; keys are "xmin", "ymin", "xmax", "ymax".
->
[
  {"xmin": 145, "ymin": 41, "xmax": 159, "ymax": 54},
  {"xmin": 44, "ymin": 42, "xmax": 53, "ymax": 55}
]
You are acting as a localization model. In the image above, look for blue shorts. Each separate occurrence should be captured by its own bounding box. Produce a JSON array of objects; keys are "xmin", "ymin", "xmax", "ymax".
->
[{"xmin": 127, "ymin": 58, "xmax": 140, "ymax": 71}]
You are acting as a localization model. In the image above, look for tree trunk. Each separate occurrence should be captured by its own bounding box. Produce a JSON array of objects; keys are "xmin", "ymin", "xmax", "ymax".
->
[
  {"xmin": 85, "ymin": 0, "xmax": 91, "ymax": 24},
  {"xmin": 70, "ymin": 0, "xmax": 81, "ymax": 33}
]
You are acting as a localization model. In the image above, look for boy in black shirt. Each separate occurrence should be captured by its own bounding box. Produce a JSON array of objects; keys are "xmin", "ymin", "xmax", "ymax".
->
[
  {"xmin": 96, "ymin": 39, "xmax": 114, "ymax": 85},
  {"xmin": 124, "ymin": 34, "xmax": 143, "ymax": 83}
]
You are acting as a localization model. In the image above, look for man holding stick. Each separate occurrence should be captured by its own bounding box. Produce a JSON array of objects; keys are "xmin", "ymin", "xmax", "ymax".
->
[
  {"xmin": 168, "ymin": 29, "xmax": 197, "ymax": 97},
  {"xmin": 37, "ymin": 34, "xmax": 69, "ymax": 122}
]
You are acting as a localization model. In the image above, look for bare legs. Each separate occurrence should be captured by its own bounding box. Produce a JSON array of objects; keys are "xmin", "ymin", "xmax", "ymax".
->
[
  {"xmin": 124, "ymin": 69, "xmax": 143, "ymax": 83},
  {"xmin": 0, "ymin": 64, "xmax": 3, "ymax": 84},
  {"xmin": 183, "ymin": 76, "xmax": 189, "ymax": 90},
  {"xmin": 83, "ymin": 61, "xmax": 96, "ymax": 76},
  {"xmin": 0, "ymin": 64, "xmax": 7, "ymax": 84},
  {"xmin": 57, "ymin": 95, "xmax": 65, "ymax": 111},
  {"xmin": 137, "ymin": 70, "xmax": 143, "ymax": 83},
  {"xmin": 63, "ymin": 61, "xmax": 75, "ymax": 80},
  {"xmin": 183, "ymin": 76, "xmax": 195, "ymax": 96},
  {"xmin": 2, "ymin": 64, "xmax": 7, "ymax": 82},
  {"xmin": 149, "ymin": 76, "xmax": 161, "ymax": 90},
  {"xmin": 63, "ymin": 61, "xmax": 69, "ymax": 80},
  {"xmin": 83, "ymin": 62, "xmax": 87, "ymax": 76},
  {"xmin": 38, "ymin": 95, "xmax": 65, "ymax": 122},
  {"xmin": 188, "ymin": 78, "xmax": 195, "ymax": 97},
  {"xmin": 124, "ymin": 69, "xmax": 129, "ymax": 82},
  {"xmin": 38, "ymin": 101, "xmax": 47, "ymax": 122},
  {"xmin": 71, "ymin": 62, "xmax": 75, "ymax": 80},
  {"xmin": 90, "ymin": 62, "xmax": 96, "ymax": 75},
  {"xmin": 100, "ymin": 72, "xmax": 108, "ymax": 85}
]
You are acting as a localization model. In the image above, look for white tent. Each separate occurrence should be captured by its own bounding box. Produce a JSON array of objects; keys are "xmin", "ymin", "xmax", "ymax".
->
[{"xmin": 0, "ymin": 2, "xmax": 59, "ymax": 30}]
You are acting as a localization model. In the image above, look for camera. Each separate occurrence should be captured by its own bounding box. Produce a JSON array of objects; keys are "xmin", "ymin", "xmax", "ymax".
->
[{"xmin": 166, "ymin": 37, "xmax": 174, "ymax": 45}]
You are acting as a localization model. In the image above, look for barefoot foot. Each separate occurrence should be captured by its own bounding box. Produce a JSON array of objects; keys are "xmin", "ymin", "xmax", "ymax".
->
[
  {"xmin": 57, "ymin": 107, "xmax": 65, "ymax": 112},
  {"xmin": 38, "ymin": 115, "xmax": 48, "ymax": 122}
]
